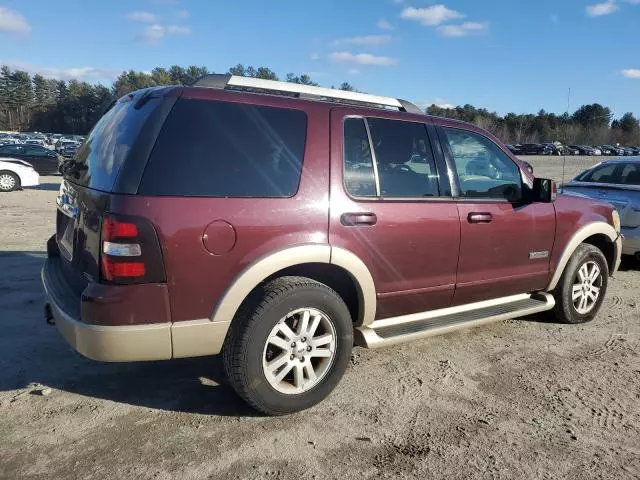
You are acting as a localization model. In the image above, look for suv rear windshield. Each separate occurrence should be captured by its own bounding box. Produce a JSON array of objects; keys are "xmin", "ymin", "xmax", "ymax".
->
[
  {"xmin": 138, "ymin": 99, "xmax": 307, "ymax": 197},
  {"xmin": 68, "ymin": 93, "xmax": 159, "ymax": 191}
]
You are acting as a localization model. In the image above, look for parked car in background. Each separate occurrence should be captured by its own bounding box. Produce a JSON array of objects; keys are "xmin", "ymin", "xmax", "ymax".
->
[
  {"xmin": 0, "ymin": 143, "xmax": 60, "ymax": 175},
  {"xmin": 569, "ymin": 145, "xmax": 593, "ymax": 155},
  {"xmin": 601, "ymin": 145, "xmax": 622, "ymax": 156},
  {"xmin": 621, "ymin": 147, "xmax": 636, "ymax": 156},
  {"xmin": 521, "ymin": 144, "xmax": 545, "ymax": 155},
  {"xmin": 505, "ymin": 144, "xmax": 523, "ymax": 155},
  {"xmin": 540, "ymin": 143, "xmax": 562, "ymax": 155},
  {"xmin": 564, "ymin": 159, "xmax": 640, "ymax": 259},
  {"xmin": 599, "ymin": 146, "xmax": 614, "ymax": 156},
  {"xmin": 61, "ymin": 144, "xmax": 79, "ymax": 158},
  {"xmin": 559, "ymin": 145, "xmax": 580, "ymax": 155},
  {"xmin": 0, "ymin": 158, "xmax": 40, "ymax": 192},
  {"xmin": 42, "ymin": 76, "xmax": 621, "ymax": 415},
  {"xmin": 55, "ymin": 140, "xmax": 80, "ymax": 154},
  {"xmin": 24, "ymin": 139, "xmax": 47, "ymax": 147}
]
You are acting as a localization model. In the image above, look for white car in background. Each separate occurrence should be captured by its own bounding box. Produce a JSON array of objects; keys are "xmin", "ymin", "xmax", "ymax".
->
[{"xmin": 0, "ymin": 158, "xmax": 40, "ymax": 192}]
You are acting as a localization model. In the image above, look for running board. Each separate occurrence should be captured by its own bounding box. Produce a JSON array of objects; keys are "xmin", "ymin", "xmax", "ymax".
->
[{"xmin": 355, "ymin": 293, "xmax": 555, "ymax": 349}]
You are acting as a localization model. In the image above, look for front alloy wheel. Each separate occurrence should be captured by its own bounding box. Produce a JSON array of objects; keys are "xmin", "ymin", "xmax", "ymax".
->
[
  {"xmin": 571, "ymin": 261, "xmax": 603, "ymax": 314},
  {"xmin": 552, "ymin": 243, "xmax": 609, "ymax": 324}
]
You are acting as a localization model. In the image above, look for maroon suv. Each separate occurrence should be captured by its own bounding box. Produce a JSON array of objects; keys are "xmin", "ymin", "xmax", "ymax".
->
[{"xmin": 42, "ymin": 75, "xmax": 622, "ymax": 414}]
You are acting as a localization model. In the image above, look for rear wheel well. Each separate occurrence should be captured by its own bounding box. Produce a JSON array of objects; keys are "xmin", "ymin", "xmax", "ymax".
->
[
  {"xmin": 258, "ymin": 263, "xmax": 362, "ymax": 326},
  {"xmin": 583, "ymin": 234, "xmax": 615, "ymax": 273}
]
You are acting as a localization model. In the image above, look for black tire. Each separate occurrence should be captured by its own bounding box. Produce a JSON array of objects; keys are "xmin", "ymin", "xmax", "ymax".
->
[
  {"xmin": 0, "ymin": 171, "xmax": 20, "ymax": 192},
  {"xmin": 222, "ymin": 276, "xmax": 353, "ymax": 415},
  {"xmin": 551, "ymin": 243, "xmax": 609, "ymax": 324}
]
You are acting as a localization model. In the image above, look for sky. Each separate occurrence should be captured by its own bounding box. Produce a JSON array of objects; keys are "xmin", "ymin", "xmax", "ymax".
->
[{"xmin": 1, "ymin": 0, "xmax": 639, "ymax": 117}]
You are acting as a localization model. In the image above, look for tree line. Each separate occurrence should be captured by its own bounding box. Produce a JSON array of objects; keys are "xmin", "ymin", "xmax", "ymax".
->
[
  {"xmin": 427, "ymin": 103, "xmax": 640, "ymax": 146},
  {"xmin": 1, "ymin": 63, "xmax": 638, "ymax": 146}
]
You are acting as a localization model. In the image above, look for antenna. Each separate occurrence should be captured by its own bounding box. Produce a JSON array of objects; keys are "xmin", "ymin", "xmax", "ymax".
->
[{"xmin": 561, "ymin": 87, "xmax": 570, "ymax": 194}]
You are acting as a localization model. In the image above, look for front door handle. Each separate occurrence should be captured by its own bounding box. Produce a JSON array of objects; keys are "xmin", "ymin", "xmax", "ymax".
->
[
  {"xmin": 341, "ymin": 212, "xmax": 377, "ymax": 226},
  {"xmin": 468, "ymin": 212, "xmax": 493, "ymax": 224}
]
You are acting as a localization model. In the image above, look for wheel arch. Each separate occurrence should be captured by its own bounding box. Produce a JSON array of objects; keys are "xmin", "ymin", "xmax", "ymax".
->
[
  {"xmin": 547, "ymin": 222, "xmax": 618, "ymax": 290},
  {"xmin": 211, "ymin": 245, "xmax": 376, "ymax": 327}
]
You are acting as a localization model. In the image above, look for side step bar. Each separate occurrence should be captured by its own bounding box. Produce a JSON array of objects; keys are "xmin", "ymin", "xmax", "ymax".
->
[{"xmin": 355, "ymin": 293, "xmax": 555, "ymax": 349}]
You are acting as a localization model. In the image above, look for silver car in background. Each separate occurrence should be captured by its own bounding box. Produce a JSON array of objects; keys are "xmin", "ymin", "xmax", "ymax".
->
[{"xmin": 563, "ymin": 159, "xmax": 640, "ymax": 259}]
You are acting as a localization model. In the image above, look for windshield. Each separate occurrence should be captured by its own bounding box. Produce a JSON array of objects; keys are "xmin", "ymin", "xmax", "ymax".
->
[{"xmin": 67, "ymin": 95, "xmax": 158, "ymax": 191}]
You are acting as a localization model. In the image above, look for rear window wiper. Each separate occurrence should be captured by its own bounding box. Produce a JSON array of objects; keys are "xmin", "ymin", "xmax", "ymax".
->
[{"xmin": 133, "ymin": 89, "xmax": 158, "ymax": 110}]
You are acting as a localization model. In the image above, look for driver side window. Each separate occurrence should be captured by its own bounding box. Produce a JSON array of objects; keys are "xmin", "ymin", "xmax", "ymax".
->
[{"xmin": 442, "ymin": 128, "xmax": 522, "ymax": 201}]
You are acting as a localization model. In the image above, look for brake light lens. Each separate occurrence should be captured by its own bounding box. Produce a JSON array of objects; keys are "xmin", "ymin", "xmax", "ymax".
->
[
  {"xmin": 100, "ymin": 214, "xmax": 165, "ymax": 284},
  {"xmin": 101, "ymin": 259, "xmax": 146, "ymax": 279},
  {"xmin": 102, "ymin": 217, "xmax": 138, "ymax": 240}
]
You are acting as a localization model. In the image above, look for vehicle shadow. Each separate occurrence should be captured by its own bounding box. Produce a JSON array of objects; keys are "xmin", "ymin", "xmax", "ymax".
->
[
  {"xmin": 618, "ymin": 255, "xmax": 640, "ymax": 271},
  {"xmin": 0, "ymin": 251, "xmax": 256, "ymax": 417},
  {"xmin": 30, "ymin": 183, "xmax": 61, "ymax": 191}
]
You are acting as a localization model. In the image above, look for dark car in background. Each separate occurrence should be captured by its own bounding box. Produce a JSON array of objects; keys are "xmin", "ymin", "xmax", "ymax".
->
[
  {"xmin": 559, "ymin": 145, "xmax": 580, "ymax": 155},
  {"xmin": 569, "ymin": 145, "xmax": 593, "ymax": 156},
  {"xmin": 0, "ymin": 143, "xmax": 60, "ymax": 175},
  {"xmin": 505, "ymin": 144, "xmax": 523, "ymax": 155},
  {"xmin": 61, "ymin": 144, "xmax": 79, "ymax": 158}
]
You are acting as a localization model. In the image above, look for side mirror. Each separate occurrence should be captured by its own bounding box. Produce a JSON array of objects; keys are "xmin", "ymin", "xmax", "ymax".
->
[
  {"xmin": 522, "ymin": 161, "xmax": 533, "ymax": 174},
  {"xmin": 533, "ymin": 178, "xmax": 557, "ymax": 203}
]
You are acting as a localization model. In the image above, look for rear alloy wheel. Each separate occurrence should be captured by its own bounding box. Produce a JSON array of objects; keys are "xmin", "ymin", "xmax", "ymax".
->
[
  {"xmin": 552, "ymin": 243, "xmax": 608, "ymax": 324},
  {"xmin": 223, "ymin": 276, "xmax": 353, "ymax": 415},
  {"xmin": 262, "ymin": 307, "xmax": 337, "ymax": 394},
  {"xmin": 0, "ymin": 172, "xmax": 19, "ymax": 192}
]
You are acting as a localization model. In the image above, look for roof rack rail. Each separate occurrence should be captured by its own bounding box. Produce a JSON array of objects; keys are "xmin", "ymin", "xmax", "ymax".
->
[{"xmin": 191, "ymin": 74, "xmax": 424, "ymax": 114}]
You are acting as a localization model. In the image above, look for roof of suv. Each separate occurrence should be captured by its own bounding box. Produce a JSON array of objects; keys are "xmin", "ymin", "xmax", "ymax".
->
[
  {"xmin": 154, "ymin": 74, "xmax": 486, "ymax": 134},
  {"xmin": 190, "ymin": 74, "xmax": 424, "ymax": 114}
]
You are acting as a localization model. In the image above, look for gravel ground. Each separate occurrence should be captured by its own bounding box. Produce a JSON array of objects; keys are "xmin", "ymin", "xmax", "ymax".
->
[{"xmin": 1, "ymin": 157, "xmax": 639, "ymax": 480}]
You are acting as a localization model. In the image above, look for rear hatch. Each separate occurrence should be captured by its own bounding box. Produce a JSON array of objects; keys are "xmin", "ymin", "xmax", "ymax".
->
[{"xmin": 55, "ymin": 87, "xmax": 177, "ymax": 293}]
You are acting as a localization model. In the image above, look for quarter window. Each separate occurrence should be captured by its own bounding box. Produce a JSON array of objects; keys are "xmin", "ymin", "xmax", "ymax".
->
[
  {"xmin": 140, "ymin": 99, "xmax": 307, "ymax": 197},
  {"xmin": 442, "ymin": 128, "xmax": 522, "ymax": 201}
]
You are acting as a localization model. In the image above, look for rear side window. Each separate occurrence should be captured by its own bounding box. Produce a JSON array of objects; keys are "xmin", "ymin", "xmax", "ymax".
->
[
  {"xmin": 139, "ymin": 99, "xmax": 307, "ymax": 197},
  {"xmin": 368, "ymin": 118, "xmax": 439, "ymax": 198},
  {"xmin": 343, "ymin": 117, "xmax": 439, "ymax": 198}
]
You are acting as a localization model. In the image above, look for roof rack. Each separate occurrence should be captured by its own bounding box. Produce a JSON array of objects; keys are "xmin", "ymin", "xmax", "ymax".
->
[{"xmin": 191, "ymin": 74, "xmax": 423, "ymax": 114}]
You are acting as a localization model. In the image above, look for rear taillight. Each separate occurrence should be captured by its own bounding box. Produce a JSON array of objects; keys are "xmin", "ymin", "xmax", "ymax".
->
[{"xmin": 100, "ymin": 214, "xmax": 165, "ymax": 285}]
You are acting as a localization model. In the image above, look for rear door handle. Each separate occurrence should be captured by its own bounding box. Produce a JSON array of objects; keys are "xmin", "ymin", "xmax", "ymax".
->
[
  {"xmin": 468, "ymin": 212, "xmax": 493, "ymax": 224},
  {"xmin": 341, "ymin": 212, "xmax": 377, "ymax": 226}
]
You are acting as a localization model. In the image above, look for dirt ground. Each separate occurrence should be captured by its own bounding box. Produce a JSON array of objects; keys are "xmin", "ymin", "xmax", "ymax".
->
[{"xmin": 1, "ymin": 157, "xmax": 639, "ymax": 480}]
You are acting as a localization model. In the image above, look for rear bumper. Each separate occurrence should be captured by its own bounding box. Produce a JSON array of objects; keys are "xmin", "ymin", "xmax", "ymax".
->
[
  {"xmin": 42, "ymin": 257, "xmax": 230, "ymax": 362},
  {"xmin": 621, "ymin": 227, "xmax": 640, "ymax": 256},
  {"xmin": 42, "ymin": 258, "xmax": 172, "ymax": 361}
]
